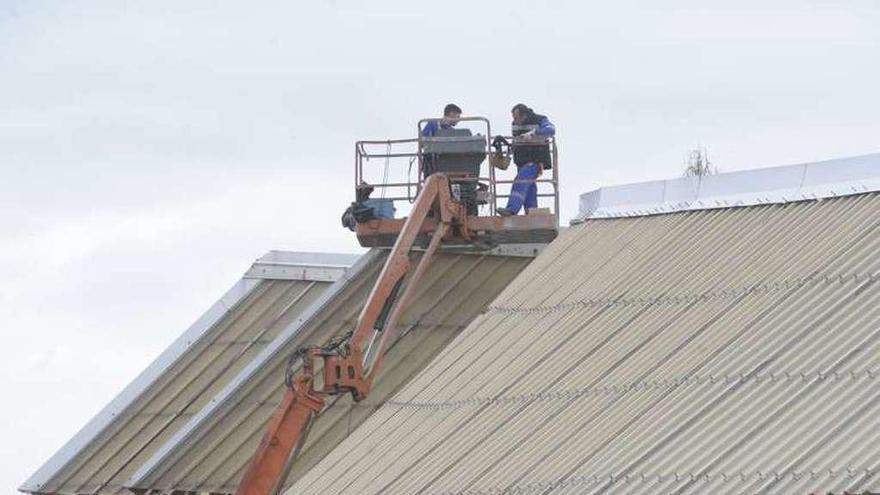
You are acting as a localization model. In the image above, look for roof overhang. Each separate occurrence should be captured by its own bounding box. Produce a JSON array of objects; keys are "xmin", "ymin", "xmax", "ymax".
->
[{"xmin": 574, "ymin": 153, "xmax": 880, "ymax": 222}]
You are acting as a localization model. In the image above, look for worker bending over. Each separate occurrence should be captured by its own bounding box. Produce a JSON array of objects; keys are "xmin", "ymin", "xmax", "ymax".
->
[{"xmin": 496, "ymin": 103, "xmax": 555, "ymax": 216}]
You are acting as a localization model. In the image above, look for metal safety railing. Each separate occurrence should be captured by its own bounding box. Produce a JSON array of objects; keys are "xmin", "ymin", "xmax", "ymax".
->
[{"xmin": 354, "ymin": 116, "xmax": 559, "ymax": 222}]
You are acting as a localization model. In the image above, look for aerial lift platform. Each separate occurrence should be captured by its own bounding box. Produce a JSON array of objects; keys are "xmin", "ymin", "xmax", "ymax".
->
[
  {"xmin": 235, "ymin": 117, "xmax": 560, "ymax": 495},
  {"xmin": 354, "ymin": 117, "xmax": 559, "ymax": 248}
]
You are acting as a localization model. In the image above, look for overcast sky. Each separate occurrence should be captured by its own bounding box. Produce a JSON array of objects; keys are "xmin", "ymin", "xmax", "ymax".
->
[{"xmin": 2, "ymin": 0, "xmax": 879, "ymax": 491}]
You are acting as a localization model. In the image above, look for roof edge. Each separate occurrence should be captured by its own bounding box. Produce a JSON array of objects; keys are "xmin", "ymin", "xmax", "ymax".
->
[
  {"xmin": 19, "ymin": 277, "xmax": 260, "ymax": 493},
  {"xmin": 573, "ymin": 152, "xmax": 880, "ymax": 222},
  {"xmin": 125, "ymin": 249, "xmax": 383, "ymax": 490},
  {"xmin": 19, "ymin": 250, "xmax": 361, "ymax": 494}
]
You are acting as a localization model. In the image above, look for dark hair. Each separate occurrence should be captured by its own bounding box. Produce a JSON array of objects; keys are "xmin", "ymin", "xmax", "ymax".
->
[
  {"xmin": 511, "ymin": 103, "xmax": 533, "ymax": 116},
  {"xmin": 444, "ymin": 103, "xmax": 462, "ymax": 116}
]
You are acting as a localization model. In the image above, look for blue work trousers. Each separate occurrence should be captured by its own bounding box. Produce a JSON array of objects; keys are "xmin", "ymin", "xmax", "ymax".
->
[{"xmin": 505, "ymin": 162, "xmax": 540, "ymax": 213}]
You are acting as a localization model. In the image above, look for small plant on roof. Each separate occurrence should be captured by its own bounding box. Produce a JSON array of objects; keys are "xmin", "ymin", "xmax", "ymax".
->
[{"xmin": 684, "ymin": 147, "xmax": 718, "ymax": 178}]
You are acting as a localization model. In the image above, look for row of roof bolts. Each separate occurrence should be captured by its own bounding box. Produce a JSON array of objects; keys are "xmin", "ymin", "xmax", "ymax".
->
[
  {"xmin": 442, "ymin": 466, "xmax": 875, "ymax": 495},
  {"xmin": 488, "ymin": 272, "xmax": 879, "ymax": 314},
  {"xmin": 382, "ymin": 369, "xmax": 876, "ymax": 411}
]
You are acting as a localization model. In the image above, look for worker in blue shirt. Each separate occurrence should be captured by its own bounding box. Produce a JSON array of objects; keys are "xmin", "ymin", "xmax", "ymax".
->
[
  {"xmin": 496, "ymin": 103, "xmax": 556, "ymax": 216},
  {"xmin": 420, "ymin": 103, "xmax": 462, "ymax": 177},
  {"xmin": 421, "ymin": 103, "xmax": 462, "ymax": 136}
]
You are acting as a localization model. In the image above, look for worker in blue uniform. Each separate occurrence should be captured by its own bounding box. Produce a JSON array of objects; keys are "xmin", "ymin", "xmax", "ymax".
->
[
  {"xmin": 421, "ymin": 103, "xmax": 462, "ymax": 136},
  {"xmin": 421, "ymin": 103, "xmax": 462, "ymax": 177},
  {"xmin": 496, "ymin": 103, "xmax": 556, "ymax": 216}
]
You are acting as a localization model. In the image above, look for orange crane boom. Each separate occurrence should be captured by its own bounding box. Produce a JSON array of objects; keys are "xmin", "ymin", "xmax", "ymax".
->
[{"xmin": 235, "ymin": 173, "xmax": 469, "ymax": 495}]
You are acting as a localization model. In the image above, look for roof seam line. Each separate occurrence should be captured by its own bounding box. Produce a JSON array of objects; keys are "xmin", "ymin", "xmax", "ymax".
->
[
  {"xmin": 487, "ymin": 272, "xmax": 874, "ymax": 313},
  {"xmin": 382, "ymin": 369, "xmax": 876, "ymax": 410}
]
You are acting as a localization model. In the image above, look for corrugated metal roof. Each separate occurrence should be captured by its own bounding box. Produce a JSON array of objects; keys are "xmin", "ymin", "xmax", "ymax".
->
[
  {"xmin": 20, "ymin": 252, "xmax": 359, "ymax": 495},
  {"xmin": 289, "ymin": 193, "xmax": 880, "ymax": 495},
  {"xmin": 126, "ymin": 251, "xmax": 532, "ymax": 494}
]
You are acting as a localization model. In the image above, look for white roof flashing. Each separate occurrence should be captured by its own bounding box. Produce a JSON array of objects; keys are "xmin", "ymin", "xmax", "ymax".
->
[
  {"xmin": 574, "ymin": 153, "xmax": 880, "ymax": 222},
  {"xmin": 245, "ymin": 251, "xmax": 362, "ymax": 282}
]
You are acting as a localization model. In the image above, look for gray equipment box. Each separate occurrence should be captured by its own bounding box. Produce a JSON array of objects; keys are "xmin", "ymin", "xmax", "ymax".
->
[{"xmin": 421, "ymin": 128, "xmax": 486, "ymax": 176}]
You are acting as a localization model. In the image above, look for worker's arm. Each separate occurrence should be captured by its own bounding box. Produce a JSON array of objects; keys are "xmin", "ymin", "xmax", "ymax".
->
[
  {"xmin": 534, "ymin": 116, "xmax": 556, "ymax": 136},
  {"xmin": 421, "ymin": 120, "xmax": 439, "ymax": 137}
]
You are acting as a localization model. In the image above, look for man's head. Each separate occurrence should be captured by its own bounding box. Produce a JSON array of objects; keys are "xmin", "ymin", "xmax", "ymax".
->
[
  {"xmin": 443, "ymin": 103, "xmax": 462, "ymax": 121},
  {"xmin": 511, "ymin": 103, "xmax": 533, "ymax": 124}
]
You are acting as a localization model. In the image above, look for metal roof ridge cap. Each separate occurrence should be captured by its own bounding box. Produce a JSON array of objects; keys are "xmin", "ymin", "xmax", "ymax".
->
[
  {"xmin": 19, "ymin": 275, "xmax": 261, "ymax": 493},
  {"xmin": 245, "ymin": 251, "xmax": 363, "ymax": 281},
  {"xmin": 252, "ymin": 260, "xmax": 354, "ymax": 269},
  {"xmin": 125, "ymin": 248, "xmax": 382, "ymax": 489},
  {"xmin": 574, "ymin": 152, "xmax": 880, "ymax": 221},
  {"xmin": 255, "ymin": 250, "xmax": 362, "ymax": 266},
  {"xmin": 245, "ymin": 262, "xmax": 351, "ymax": 282}
]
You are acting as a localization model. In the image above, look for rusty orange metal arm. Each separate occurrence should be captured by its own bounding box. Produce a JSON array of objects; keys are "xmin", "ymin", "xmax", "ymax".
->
[
  {"xmin": 235, "ymin": 360, "xmax": 325, "ymax": 495},
  {"xmin": 234, "ymin": 174, "xmax": 467, "ymax": 495}
]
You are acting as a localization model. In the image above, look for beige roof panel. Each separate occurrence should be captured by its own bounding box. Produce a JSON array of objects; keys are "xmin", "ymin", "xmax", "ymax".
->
[
  {"xmin": 127, "ymin": 251, "xmax": 532, "ymax": 494},
  {"xmin": 290, "ymin": 193, "xmax": 880, "ymax": 494}
]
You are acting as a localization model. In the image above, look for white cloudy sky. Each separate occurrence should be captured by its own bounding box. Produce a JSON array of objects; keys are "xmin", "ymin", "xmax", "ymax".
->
[{"xmin": 1, "ymin": 0, "xmax": 878, "ymax": 491}]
